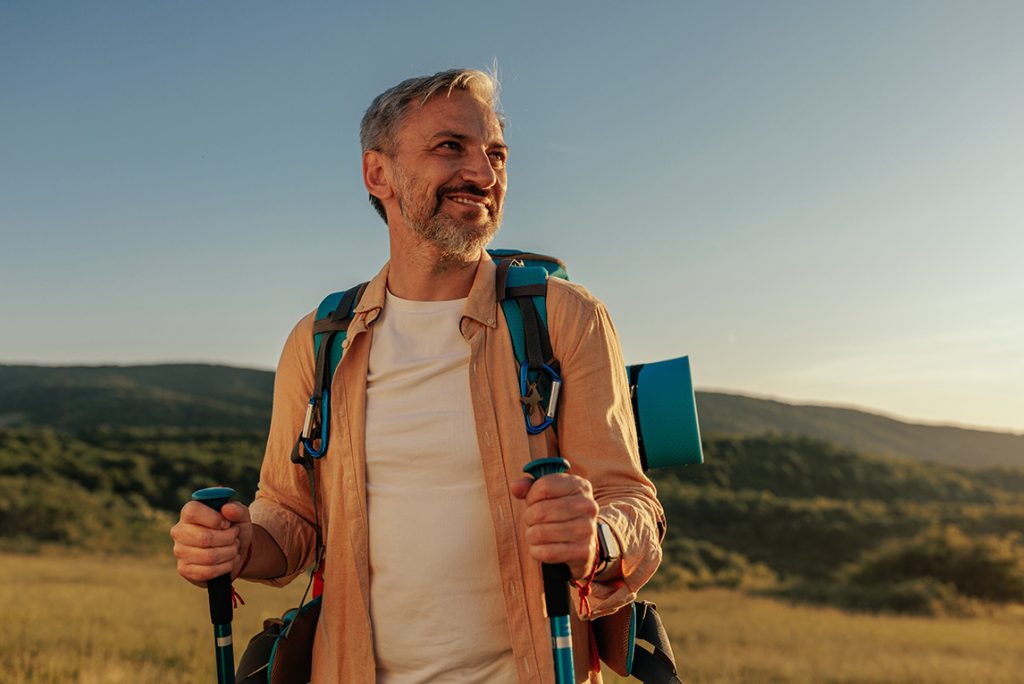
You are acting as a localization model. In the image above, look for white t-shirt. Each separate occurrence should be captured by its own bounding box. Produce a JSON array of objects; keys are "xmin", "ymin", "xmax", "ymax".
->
[{"xmin": 364, "ymin": 290, "xmax": 516, "ymax": 683}]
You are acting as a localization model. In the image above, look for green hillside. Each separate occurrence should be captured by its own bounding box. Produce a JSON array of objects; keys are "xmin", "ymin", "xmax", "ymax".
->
[
  {"xmin": 0, "ymin": 364, "xmax": 272, "ymax": 431},
  {"xmin": 696, "ymin": 391, "xmax": 1024, "ymax": 469},
  {"xmin": 2, "ymin": 361, "xmax": 1024, "ymax": 613},
  {"xmin": 2, "ymin": 363, "xmax": 1021, "ymax": 468}
]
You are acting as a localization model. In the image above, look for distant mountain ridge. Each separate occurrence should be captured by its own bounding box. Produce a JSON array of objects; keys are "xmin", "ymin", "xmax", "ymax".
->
[
  {"xmin": 0, "ymin": 364, "xmax": 273, "ymax": 432},
  {"xmin": 1, "ymin": 363, "xmax": 1021, "ymax": 469},
  {"xmin": 696, "ymin": 391, "xmax": 1024, "ymax": 469}
]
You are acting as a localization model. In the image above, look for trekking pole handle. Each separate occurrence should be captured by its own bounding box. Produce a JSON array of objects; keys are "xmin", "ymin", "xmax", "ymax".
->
[
  {"xmin": 192, "ymin": 487, "xmax": 238, "ymax": 684},
  {"xmin": 522, "ymin": 458, "xmax": 575, "ymax": 684},
  {"xmin": 192, "ymin": 487, "xmax": 237, "ymax": 626}
]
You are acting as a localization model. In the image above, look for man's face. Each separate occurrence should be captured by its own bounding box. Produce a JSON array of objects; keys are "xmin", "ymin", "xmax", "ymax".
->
[{"xmin": 386, "ymin": 90, "xmax": 508, "ymax": 262}]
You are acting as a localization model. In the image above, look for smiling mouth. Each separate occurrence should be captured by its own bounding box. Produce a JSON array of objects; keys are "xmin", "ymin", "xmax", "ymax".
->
[
  {"xmin": 437, "ymin": 184, "xmax": 492, "ymax": 213},
  {"xmin": 447, "ymin": 195, "xmax": 486, "ymax": 207}
]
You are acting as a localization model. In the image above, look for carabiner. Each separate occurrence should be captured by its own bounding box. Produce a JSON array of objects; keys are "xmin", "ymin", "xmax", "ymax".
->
[
  {"xmin": 519, "ymin": 361, "xmax": 562, "ymax": 435},
  {"xmin": 300, "ymin": 388, "xmax": 330, "ymax": 458}
]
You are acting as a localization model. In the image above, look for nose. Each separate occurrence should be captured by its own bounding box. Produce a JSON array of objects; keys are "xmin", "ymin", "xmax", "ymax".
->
[{"xmin": 459, "ymin": 148, "xmax": 499, "ymax": 189}]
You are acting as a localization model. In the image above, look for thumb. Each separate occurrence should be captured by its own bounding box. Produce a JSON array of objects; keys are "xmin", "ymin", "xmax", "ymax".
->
[
  {"xmin": 221, "ymin": 501, "xmax": 251, "ymax": 525},
  {"xmin": 510, "ymin": 476, "xmax": 534, "ymax": 500}
]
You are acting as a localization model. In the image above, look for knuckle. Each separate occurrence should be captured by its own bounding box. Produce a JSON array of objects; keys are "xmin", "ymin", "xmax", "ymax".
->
[
  {"xmin": 197, "ymin": 547, "xmax": 220, "ymax": 565},
  {"xmin": 525, "ymin": 503, "xmax": 546, "ymax": 525},
  {"xmin": 533, "ymin": 546, "xmax": 555, "ymax": 563}
]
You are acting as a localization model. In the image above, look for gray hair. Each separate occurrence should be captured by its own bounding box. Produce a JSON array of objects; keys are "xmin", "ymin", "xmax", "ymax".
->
[{"xmin": 360, "ymin": 68, "xmax": 502, "ymax": 222}]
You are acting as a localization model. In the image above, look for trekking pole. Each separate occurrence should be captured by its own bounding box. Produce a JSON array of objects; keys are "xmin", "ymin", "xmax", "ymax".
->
[
  {"xmin": 192, "ymin": 486, "xmax": 238, "ymax": 684},
  {"xmin": 523, "ymin": 458, "xmax": 575, "ymax": 684}
]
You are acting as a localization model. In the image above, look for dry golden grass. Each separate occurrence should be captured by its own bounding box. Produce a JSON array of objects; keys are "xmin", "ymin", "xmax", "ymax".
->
[
  {"xmin": 2, "ymin": 551, "xmax": 306, "ymax": 683},
  {"xmin": 604, "ymin": 588, "xmax": 1024, "ymax": 684},
  {"xmin": 4, "ymin": 552, "xmax": 1023, "ymax": 683}
]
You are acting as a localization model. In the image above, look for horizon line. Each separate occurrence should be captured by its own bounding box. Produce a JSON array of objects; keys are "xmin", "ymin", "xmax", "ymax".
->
[{"xmin": 3, "ymin": 358, "xmax": 1022, "ymax": 437}]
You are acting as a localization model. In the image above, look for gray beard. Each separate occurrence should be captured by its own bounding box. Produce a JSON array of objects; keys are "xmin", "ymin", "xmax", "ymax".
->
[{"xmin": 400, "ymin": 200, "xmax": 499, "ymax": 274}]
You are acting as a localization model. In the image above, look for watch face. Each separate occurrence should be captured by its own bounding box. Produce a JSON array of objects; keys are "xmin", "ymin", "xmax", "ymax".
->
[{"xmin": 597, "ymin": 522, "xmax": 620, "ymax": 562}]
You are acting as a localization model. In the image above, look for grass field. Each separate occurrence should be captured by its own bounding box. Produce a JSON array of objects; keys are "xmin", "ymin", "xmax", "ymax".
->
[{"xmin": 4, "ymin": 552, "xmax": 1023, "ymax": 683}]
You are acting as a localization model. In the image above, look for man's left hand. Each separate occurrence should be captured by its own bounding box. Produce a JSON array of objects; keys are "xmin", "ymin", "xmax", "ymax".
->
[{"xmin": 510, "ymin": 472, "xmax": 599, "ymax": 581}]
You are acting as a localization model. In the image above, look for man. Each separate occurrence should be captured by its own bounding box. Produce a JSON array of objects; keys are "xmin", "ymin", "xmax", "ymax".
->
[{"xmin": 171, "ymin": 68, "xmax": 664, "ymax": 683}]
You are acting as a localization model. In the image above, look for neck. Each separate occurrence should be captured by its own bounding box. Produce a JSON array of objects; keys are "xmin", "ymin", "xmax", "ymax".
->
[{"xmin": 386, "ymin": 227, "xmax": 481, "ymax": 301}]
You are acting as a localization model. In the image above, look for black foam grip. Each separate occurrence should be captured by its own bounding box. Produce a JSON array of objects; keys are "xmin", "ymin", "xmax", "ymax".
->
[
  {"xmin": 208, "ymin": 573, "xmax": 233, "ymax": 625},
  {"xmin": 542, "ymin": 563, "xmax": 571, "ymax": 617}
]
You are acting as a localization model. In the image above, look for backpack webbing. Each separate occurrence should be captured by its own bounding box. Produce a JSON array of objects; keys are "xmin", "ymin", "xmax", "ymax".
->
[{"xmin": 493, "ymin": 251, "xmax": 567, "ymax": 435}]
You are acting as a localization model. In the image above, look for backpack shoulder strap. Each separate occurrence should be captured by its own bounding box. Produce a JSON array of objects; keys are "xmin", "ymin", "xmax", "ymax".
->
[
  {"xmin": 296, "ymin": 282, "xmax": 368, "ymax": 462},
  {"xmin": 488, "ymin": 248, "xmax": 569, "ymax": 280},
  {"xmin": 593, "ymin": 601, "xmax": 682, "ymax": 683},
  {"xmin": 629, "ymin": 601, "xmax": 683, "ymax": 684},
  {"xmin": 312, "ymin": 282, "xmax": 369, "ymax": 392},
  {"xmin": 288, "ymin": 281, "xmax": 368, "ymax": 601},
  {"xmin": 494, "ymin": 258, "xmax": 561, "ymax": 435}
]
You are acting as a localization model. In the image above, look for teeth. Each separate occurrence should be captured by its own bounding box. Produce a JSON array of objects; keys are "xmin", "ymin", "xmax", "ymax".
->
[{"xmin": 448, "ymin": 196, "xmax": 484, "ymax": 206}]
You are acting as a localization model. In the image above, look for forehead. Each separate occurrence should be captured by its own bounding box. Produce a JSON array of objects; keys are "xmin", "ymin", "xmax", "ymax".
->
[{"xmin": 396, "ymin": 90, "xmax": 505, "ymax": 146}]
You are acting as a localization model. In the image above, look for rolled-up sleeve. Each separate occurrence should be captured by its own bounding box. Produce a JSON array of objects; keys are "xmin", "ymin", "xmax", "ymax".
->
[
  {"xmin": 549, "ymin": 281, "xmax": 665, "ymax": 617},
  {"xmin": 248, "ymin": 312, "xmax": 321, "ymax": 586}
]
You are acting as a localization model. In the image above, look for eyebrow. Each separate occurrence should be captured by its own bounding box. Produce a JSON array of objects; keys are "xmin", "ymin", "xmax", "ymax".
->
[{"xmin": 430, "ymin": 130, "xmax": 508, "ymax": 150}]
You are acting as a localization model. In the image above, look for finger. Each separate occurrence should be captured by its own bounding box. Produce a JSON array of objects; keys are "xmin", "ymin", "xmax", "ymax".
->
[
  {"xmin": 178, "ymin": 558, "xmax": 237, "ymax": 584},
  {"xmin": 524, "ymin": 474, "xmax": 592, "ymax": 505},
  {"xmin": 525, "ymin": 519, "xmax": 596, "ymax": 547},
  {"xmin": 509, "ymin": 476, "xmax": 534, "ymax": 500},
  {"xmin": 173, "ymin": 537, "xmax": 240, "ymax": 566},
  {"xmin": 170, "ymin": 521, "xmax": 239, "ymax": 549},
  {"xmin": 179, "ymin": 500, "xmax": 231, "ymax": 529},
  {"xmin": 522, "ymin": 494, "xmax": 599, "ymax": 527},
  {"xmin": 221, "ymin": 501, "xmax": 251, "ymax": 524},
  {"xmin": 527, "ymin": 541, "xmax": 593, "ymax": 571}
]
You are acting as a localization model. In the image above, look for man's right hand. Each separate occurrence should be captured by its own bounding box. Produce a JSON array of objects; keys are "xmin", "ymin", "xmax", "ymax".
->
[{"xmin": 170, "ymin": 500, "xmax": 253, "ymax": 587}]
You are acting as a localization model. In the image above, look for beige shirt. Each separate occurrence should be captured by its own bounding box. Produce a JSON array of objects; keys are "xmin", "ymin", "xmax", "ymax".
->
[
  {"xmin": 365, "ymin": 291, "xmax": 515, "ymax": 682},
  {"xmin": 249, "ymin": 254, "xmax": 665, "ymax": 683}
]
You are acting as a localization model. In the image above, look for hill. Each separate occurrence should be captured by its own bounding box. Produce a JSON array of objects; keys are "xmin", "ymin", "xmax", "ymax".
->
[
  {"xmin": 0, "ymin": 364, "xmax": 272, "ymax": 432},
  {"xmin": 2, "ymin": 363, "xmax": 1022, "ymax": 468},
  {"xmin": 694, "ymin": 391, "xmax": 1023, "ymax": 469},
  {"xmin": 2, "ymin": 363, "xmax": 1023, "ymax": 613}
]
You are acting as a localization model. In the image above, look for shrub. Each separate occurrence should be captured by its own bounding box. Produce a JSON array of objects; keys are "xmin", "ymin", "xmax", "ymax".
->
[
  {"xmin": 653, "ymin": 537, "xmax": 776, "ymax": 589},
  {"xmin": 768, "ymin": 577, "xmax": 962, "ymax": 616},
  {"xmin": 842, "ymin": 525, "xmax": 1024, "ymax": 603}
]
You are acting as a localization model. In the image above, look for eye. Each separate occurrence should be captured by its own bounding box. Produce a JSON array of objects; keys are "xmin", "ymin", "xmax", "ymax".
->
[
  {"xmin": 489, "ymin": 150, "xmax": 508, "ymax": 168},
  {"xmin": 437, "ymin": 140, "xmax": 462, "ymax": 152}
]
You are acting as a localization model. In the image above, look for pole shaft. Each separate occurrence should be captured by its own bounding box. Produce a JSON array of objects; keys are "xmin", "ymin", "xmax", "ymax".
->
[{"xmin": 213, "ymin": 623, "xmax": 235, "ymax": 684}]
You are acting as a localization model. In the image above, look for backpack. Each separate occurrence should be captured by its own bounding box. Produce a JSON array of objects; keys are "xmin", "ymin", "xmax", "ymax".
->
[{"xmin": 236, "ymin": 249, "xmax": 700, "ymax": 684}]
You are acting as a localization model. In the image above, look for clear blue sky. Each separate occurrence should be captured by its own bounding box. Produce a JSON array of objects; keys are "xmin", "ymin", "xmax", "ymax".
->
[{"xmin": 2, "ymin": 2, "xmax": 1022, "ymax": 433}]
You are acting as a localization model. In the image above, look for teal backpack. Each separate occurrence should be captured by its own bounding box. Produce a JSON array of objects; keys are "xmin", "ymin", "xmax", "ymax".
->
[{"xmin": 237, "ymin": 249, "xmax": 701, "ymax": 684}]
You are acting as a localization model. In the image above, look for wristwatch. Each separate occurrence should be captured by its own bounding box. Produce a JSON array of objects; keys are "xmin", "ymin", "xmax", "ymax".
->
[{"xmin": 594, "ymin": 520, "xmax": 621, "ymax": 578}]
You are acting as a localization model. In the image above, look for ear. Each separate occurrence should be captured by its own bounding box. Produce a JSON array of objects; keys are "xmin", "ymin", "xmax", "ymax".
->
[{"xmin": 363, "ymin": 150, "xmax": 394, "ymax": 203}]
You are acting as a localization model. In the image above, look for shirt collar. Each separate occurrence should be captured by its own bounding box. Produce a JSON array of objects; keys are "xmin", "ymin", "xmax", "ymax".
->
[{"xmin": 353, "ymin": 251, "xmax": 498, "ymax": 329}]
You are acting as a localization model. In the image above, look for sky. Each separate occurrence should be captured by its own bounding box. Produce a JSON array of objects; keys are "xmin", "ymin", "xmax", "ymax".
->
[{"xmin": 2, "ymin": 1, "xmax": 1022, "ymax": 434}]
